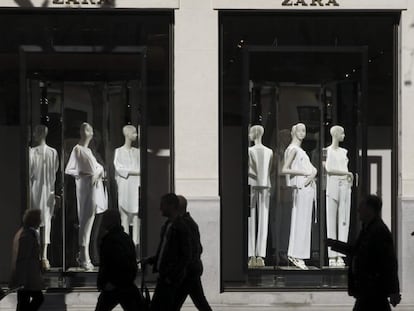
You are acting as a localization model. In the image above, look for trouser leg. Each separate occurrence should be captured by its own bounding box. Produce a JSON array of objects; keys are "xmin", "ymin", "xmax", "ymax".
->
[
  {"xmin": 95, "ymin": 291, "xmax": 119, "ymax": 311},
  {"xmin": 117, "ymin": 285, "xmax": 142, "ymax": 311},
  {"xmin": 326, "ymin": 195, "xmax": 339, "ymax": 258},
  {"xmin": 16, "ymin": 290, "xmax": 30, "ymax": 311},
  {"xmin": 338, "ymin": 182, "xmax": 351, "ymax": 252},
  {"xmin": 257, "ymin": 188, "xmax": 270, "ymax": 258},
  {"xmin": 189, "ymin": 277, "xmax": 213, "ymax": 311},
  {"xmin": 120, "ymin": 208, "xmax": 130, "ymax": 235},
  {"xmin": 172, "ymin": 278, "xmax": 190, "ymax": 311},
  {"xmin": 150, "ymin": 278, "xmax": 178, "ymax": 311},
  {"xmin": 248, "ymin": 190, "xmax": 258, "ymax": 257},
  {"xmin": 288, "ymin": 187, "xmax": 313, "ymax": 259}
]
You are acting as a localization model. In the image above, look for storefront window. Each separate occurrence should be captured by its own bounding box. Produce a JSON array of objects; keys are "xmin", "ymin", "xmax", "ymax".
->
[
  {"xmin": 0, "ymin": 11, "xmax": 172, "ymax": 287},
  {"xmin": 220, "ymin": 12, "xmax": 399, "ymax": 290}
]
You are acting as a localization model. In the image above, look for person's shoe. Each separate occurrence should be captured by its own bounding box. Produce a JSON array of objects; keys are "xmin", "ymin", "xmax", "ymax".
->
[
  {"xmin": 336, "ymin": 257, "xmax": 346, "ymax": 267},
  {"xmin": 328, "ymin": 258, "xmax": 337, "ymax": 267},
  {"xmin": 256, "ymin": 257, "xmax": 265, "ymax": 267},
  {"xmin": 41, "ymin": 259, "xmax": 51, "ymax": 271},
  {"xmin": 248, "ymin": 256, "xmax": 256, "ymax": 267}
]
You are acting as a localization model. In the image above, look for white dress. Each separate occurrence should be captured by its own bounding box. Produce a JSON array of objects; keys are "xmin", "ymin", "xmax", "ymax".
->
[
  {"xmin": 114, "ymin": 146, "xmax": 140, "ymax": 217},
  {"xmin": 285, "ymin": 144, "xmax": 317, "ymax": 259},
  {"xmin": 29, "ymin": 145, "xmax": 59, "ymax": 244},
  {"xmin": 65, "ymin": 145, "xmax": 107, "ymax": 246},
  {"xmin": 248, "ymin": 144, "xmax": 273, "ymax": 258},
  {"xmin": 325, "ymin": 146, "xmax": 352, "ymax": 258}
]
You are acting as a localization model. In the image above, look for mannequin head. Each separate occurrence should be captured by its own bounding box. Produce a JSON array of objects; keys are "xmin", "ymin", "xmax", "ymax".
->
[
  {"xmin": 122, "ymin": 125, "xmax": 138, "ymax": 142},
  {"xmin": 33, "ymin": 125, "xmax": 48, "ymax": 144},
  {"xmin": 80, "ymin": 122, "xmax": 94, "ymax": 141},
  {"xmin": 248, "ymin": 125, "xmax": 264, "ymax": 142},
  {"xmin": 330, "ymin": 125, "xmax": 345, "ymax": 142},
  {"xmin": 291, "ymin": 123, "xmax": 306, "ymax": 141}
]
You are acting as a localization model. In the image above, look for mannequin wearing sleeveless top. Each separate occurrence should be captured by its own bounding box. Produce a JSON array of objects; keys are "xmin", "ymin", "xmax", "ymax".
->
[
  {"xmin": 247, "ymin": 125, "xmax": 273, "ymax": 267},
  {"xmin": 282, "ymin": 123, "xmax": 317, "ymax": 270},
  {"xmin": 325, "ymin": 125, "xmax": 353, "ymax": 267}
]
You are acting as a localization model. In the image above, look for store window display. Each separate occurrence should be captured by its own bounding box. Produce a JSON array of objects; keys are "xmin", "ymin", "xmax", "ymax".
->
[
  {"xmin": 29, "ymin": 125, "xmax": 59, "ymax": 270},
  {"xmin": 324, "ymin": 125, "xmax": 353, "ymax": 267}
]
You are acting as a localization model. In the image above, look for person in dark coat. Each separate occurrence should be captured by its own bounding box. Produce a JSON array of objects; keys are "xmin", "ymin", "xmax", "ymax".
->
[
  {"xmin": 146, "ymin": 193, "xmax": 191, "ymax": 311},
  {"xmin": 95, "ymin": 209, "xmax": 142, "ymax": 311},
  {"xmin": 327, "ymin": 194, "xmax": 401, "ymax": 311},
  {"xmin": 172, "ymin": 195, "xmax": 212, "ymax": 311},
  {"xmin": 9, "ymin": 208, "xmax": 44, "ymax": 311}
]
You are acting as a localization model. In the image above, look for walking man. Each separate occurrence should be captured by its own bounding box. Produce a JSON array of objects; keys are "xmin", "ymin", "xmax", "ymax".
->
[
  {"xmin": 327, "ymin": 195, "xmax": 401, "ymax": 311},
  {"xmin": 173, "ymin": 195, "xmax": 212, "ymax": 311}
]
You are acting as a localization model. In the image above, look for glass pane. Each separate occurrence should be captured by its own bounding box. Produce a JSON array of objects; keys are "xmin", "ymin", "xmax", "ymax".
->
[{"xmin": 221, "ymin": 12, "xmax": 397, "ymax": 290}]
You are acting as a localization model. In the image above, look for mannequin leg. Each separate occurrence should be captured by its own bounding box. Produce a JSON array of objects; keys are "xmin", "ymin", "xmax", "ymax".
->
[
  {"xmin": 248, "ymin": 189, "xmax": 258, "ymax": 258},
  {"xmin": 326, "ymin": 195, "xmax": 339, "ymax": 259},
  {"xmin": 120, "ymin": 208, "xmax": 130, "ymax": 235},
  {"xmin": 132, "ymin": 215, "xmax": 140, "ymax": 247},
  {"xmin": 257, "ymin": 188, "xmax": 270, "ymax": 258},
  {"xmin": 79, "ymin": 212, "xmax": 96, "ymax": 268}
]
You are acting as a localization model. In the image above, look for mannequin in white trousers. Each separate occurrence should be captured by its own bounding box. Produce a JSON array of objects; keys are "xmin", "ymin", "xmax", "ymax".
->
[
  {"xmin": 248, "ymin": 125, "xmax": 273, "ymax": 268},
  {"xmin": 114, "ymin": 125, "xmax": 141, "ymax": 250},
  {"xmin": 282, "ymin": 123, "xmax": 317, "ymax": 270},
  {"xmin": 29, "ymin": 125, "xmax": 59, "ymax": 270},
  {"xmin": 324, "ymin": 125, "xmax": 353, "ymax": 267},
  {"xmin": 65, "ymin": 122, "xmax": 107, "ymax": 271}
]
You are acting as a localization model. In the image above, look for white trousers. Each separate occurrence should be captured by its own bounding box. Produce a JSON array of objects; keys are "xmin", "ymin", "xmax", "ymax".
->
[
  {"xmin": 288, "ymin": 185, "xmax": 314, "ymax": 259},
  {"xmin": 326, "ymin": 179, "xmax": 351, "ymax": 258},
  {"xmin": 248, "ymin": 188, "xmax": 270, "ymax": 258},
  {"xmin": 40, "ymin": 215, "xmax": 52, "ymax": 245}
]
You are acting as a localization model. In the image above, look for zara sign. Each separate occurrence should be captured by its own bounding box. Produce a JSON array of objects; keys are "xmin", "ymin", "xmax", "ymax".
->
[{"xmin": 282, "ymin": 0, "xmax": 339, "ymax": 6}]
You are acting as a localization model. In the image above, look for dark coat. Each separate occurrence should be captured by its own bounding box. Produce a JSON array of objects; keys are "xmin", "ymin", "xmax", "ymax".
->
[
  {"xmin": 152, "ymin": 216, "xmax": 191, "ymax": 284},
  {"xmin": 97, "ymin": 225, "xmax": 137, "ymax": 290},
  {"xmin": 331, "ymin": 217, "xmax": 400, "ymax": 298},
  {"xmin": 182, "ymin": 212, "xmax": 203, "ymax": 277},
  {"xmin": 9, "ymin": 227, "xmax": 43, "ymax": 291}
]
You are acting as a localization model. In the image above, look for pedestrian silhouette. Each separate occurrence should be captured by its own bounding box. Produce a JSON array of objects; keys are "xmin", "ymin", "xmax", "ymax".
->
[
  {"xmin": 172, "ymin": 195, "xmax": 213, "ymax": 311},
  {"xmin": 327, "ymin": 195, "xmax": 401, "ymax": 311},
  {"xmin": 10, "ymin": 209, "xmax": 44, "ymax": 311},
  {"xmin": 95, "ymin": 209, "xmax": 144, "ymax": 311},
  {"xmin": 144, "ymin": 193, "xmax": 191, "ymax": 311}
]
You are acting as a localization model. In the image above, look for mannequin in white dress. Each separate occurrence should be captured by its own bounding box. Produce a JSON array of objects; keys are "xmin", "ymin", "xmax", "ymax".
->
[
  {"xmin": 248, "ymin": 125, "xmax": 273, "ymax": 267},
  {"xmin": 114, "ymin": 125, "xmax": 141, "ymax": 250},
  {"xmin": 282, "ymin": 123, "xmax": 317, "ymax": 270},
  {"xmin": 325, "ymin": 125, "xmax": 353, "ymax": 267},
  {"xmin": 65, "ymin": 122, "xmax": 108, "ymax": 271},
  {"xmin": 29, "ymin": 125, "xmax": 59, "ymax": 270}
]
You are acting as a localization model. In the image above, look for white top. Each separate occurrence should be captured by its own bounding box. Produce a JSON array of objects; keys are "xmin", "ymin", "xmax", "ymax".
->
[
  {"xmin": 114, "ymin": 146, "xmax": 140, "ymax": 214},
  {"xmin": 248, "ymin": 144, "xmax": 273, "ymax": 188},
  {"xmin": 29, "ymin": 145, "xmax": 59, "ymax": 224},
  {"xmin": 284, "ymin": 144, "xmax": 315, "ymax": 189},
  {"xmin": 325, "ymin": 146, "xmax": 349, "ymax": 176}
]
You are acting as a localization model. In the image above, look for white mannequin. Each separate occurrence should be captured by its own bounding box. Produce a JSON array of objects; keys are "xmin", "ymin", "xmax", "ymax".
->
[
  {"xmin": 248, "ymin": 125, "xmax": 273, "ymax": 268},
  {"xmin": 29, "ymin": 125, "xmax": 59, "ymax": 270},
  {"xmin": 325, "ymin": 125, "xmax": 353, "ymax": 267},
  {"xmin": 114, "ymin": 125, "xmax": 141, "ymax": 250},
  {"xmin": 282, "ymin": 123, "xmax": 317, "ymax": 270},
  {"xmin": 65, "ymin": 122, "xmax": 108, "ymax": 271}
]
